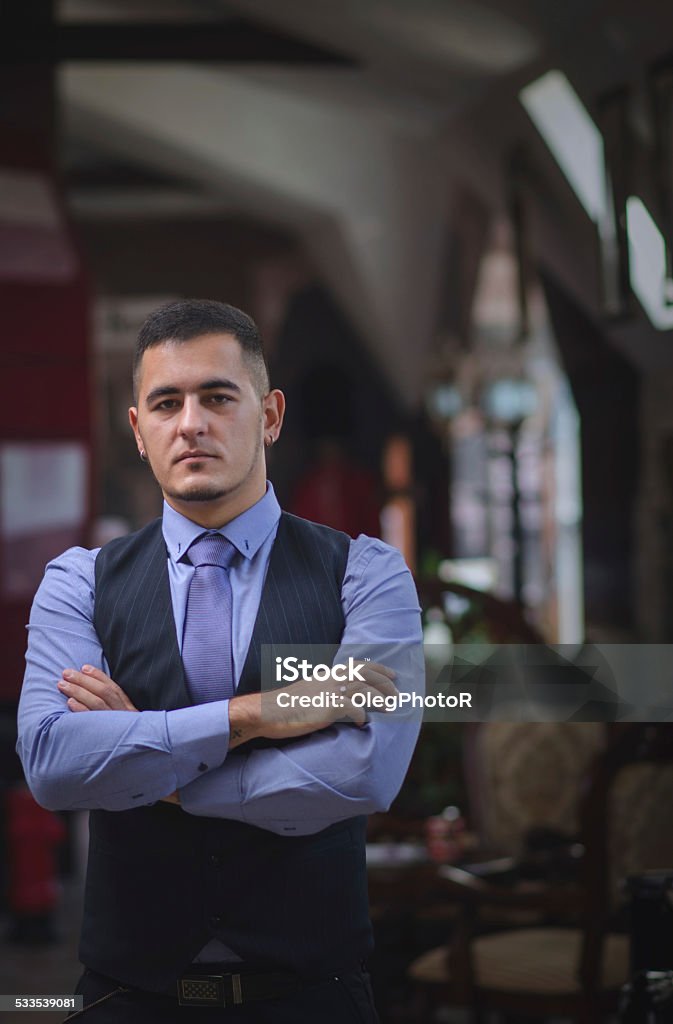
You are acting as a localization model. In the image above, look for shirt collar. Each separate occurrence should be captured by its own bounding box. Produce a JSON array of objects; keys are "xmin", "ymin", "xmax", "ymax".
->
[{"xmin": 161, "ymin": 482, "xmax": 281, "ymax": 563}]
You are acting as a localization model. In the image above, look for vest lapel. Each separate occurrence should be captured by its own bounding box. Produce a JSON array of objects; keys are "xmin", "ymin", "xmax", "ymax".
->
[
  {"xmin": 237, "ymin": 514, "xmax": 342, "ymax": 696},
  {"xmin": 97, "ymin": 521, "xmax": 192, "ymax": 712}
]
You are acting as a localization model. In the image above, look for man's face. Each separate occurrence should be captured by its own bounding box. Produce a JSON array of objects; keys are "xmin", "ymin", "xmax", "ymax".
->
[{"xmin": 129, "ymin": 333, "xmax": 284, "ymax": 527}]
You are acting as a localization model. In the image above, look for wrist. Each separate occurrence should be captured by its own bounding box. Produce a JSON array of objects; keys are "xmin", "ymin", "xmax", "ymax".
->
[{"xmin": 228, "ymin": 693, "xmax": 261, "ymax": 749}]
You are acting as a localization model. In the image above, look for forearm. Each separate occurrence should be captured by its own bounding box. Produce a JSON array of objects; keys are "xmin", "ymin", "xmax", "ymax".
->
[
  {"xmin": 17, "ymin": 699, "xmax": 231, "ymax": 812},
  {"xmin": 18, "ymin": 549, "xmax": 233, "ymax": 812},
  {"xmin": 179, "ymin": 713, "xmax": 421, "ymax": 835}
]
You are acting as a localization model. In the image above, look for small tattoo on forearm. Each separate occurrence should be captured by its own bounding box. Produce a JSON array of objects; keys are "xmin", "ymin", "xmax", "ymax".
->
[{"xmin": 232, "ymin": 728, "xmax": 243, "ymax": 739}]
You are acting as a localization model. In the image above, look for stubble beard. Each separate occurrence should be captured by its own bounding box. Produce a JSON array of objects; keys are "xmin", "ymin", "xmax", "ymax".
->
[
  {"xmin": 167, "ymin": 483, "xmax": 229, "ymax": 503},
  {"xmin": 147, "ymin": 427, "xmax": 265, "ymax": 506}
]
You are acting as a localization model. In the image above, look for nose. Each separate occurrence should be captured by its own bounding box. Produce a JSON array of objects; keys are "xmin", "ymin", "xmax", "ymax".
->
[{"xmin": 177, "ymin": 395, "xmax": 207, "ymax": 439}]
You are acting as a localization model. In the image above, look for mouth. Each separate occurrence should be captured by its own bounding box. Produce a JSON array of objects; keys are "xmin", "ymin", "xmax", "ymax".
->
[{"xmin": 175, "ymin": 451, "xmax": 216, "ymax": 464}]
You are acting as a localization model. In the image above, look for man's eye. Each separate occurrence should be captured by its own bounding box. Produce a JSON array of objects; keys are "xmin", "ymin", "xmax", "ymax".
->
[
  {"xmin": 156, "ymin": 399, "xmax": 178, "ymax": 410},
  {"xmin": 208, "ymin": 394, "xmax": 231, "ymax": 405}
]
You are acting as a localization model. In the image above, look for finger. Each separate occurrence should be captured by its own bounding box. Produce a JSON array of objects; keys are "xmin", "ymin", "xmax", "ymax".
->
[
  {"xmin": 342, "ymin": 700, "xmax": 367, "ymax": 727},
  {"xmin": 58, "ymin": 680, "xmax": 107, "ymax": 710},
  {"xmin": 340, "ymin": 683, "xmax": 400, "ymax": 718},
  {"xmin": 353, "ymin": 667, "xmax": 398, "ymax": 697},
  {"xmin": 61, "ymin": 667, "xmax": 137, "ymax": 711},
  {"xmin": 62, "ymin": 668, "xmax": 110, "ymax": 697},
  {"xmin": 330, "ymin": 664, "xmax": 397, "ymax": 697},
  {"xmin": 355, "ymin": 660, "xmax": 396, "ymax": 681},
  {"xmin": 81, "ymin": 665, "xmax": 114, "ymax": 685},
  {"xmin": 80, "ymin": 665, "xmax": 138, "ymax": 710},
  {"xmin": 67, "ymin": 696, "xmax": 93, "ymax": 713}
]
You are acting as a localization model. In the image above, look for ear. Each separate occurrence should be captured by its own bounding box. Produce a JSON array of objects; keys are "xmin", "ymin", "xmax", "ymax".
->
[
  {"xmin": 128, "ymin": 406, "xmax": 143, "ymax": 455},
  {"xmin": 262, "ymin": 389, "xmax": 285, "ymax": 445}
]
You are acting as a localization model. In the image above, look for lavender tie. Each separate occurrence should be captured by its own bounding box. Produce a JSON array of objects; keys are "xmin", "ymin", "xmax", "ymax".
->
[{"xmin": 182, "ymin": 532, "xmax": 237, "ymax": 704}]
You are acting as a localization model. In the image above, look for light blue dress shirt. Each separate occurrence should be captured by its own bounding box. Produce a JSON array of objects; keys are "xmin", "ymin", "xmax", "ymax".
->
[{"xmin": 17, "ymin": 483, "xmax": 424, "ymax": 834}]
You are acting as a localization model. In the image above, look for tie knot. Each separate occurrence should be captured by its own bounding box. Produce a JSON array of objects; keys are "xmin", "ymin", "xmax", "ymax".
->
[{"xmin": 188, "ymin": 532, "xmax": 237, "ymax": 569}]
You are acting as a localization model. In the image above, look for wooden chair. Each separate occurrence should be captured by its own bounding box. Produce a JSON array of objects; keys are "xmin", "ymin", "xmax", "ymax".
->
[
  {"xmin": 462, "ymin": 721, "xmax": 605, "ymax": 861},
  {"xmin": 408, "ymin": 723, "xmax": 673, "ymax": 1023}
]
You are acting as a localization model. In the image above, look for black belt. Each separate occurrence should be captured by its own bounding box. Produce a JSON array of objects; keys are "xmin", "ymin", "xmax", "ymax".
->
[{"xmin": 177, "ymin": 967, "xmax": 305, "ymax": 1008}]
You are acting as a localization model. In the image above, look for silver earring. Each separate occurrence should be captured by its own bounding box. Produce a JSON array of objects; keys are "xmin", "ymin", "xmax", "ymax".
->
[
  {"xmin": 265, "ymin": 436, "xmax": 274, "ymax": 447},
  {"xmin": 139, "ymin": 449, "xmax": 148, "ymax": 462}
]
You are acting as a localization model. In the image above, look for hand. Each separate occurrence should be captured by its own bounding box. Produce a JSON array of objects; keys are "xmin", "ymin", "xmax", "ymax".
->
[
  {"xmin": 57, "ymin": 665, "xmax": 138, "ymax": 712},
  {"xmin": 228, "ymin": 661, "xmax": 399, "ymax": 748}
]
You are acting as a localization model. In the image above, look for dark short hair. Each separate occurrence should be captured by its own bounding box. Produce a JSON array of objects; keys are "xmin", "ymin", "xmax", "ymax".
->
[{"xmin": 133, "ymin": 298, "xmax": 270, "ymax": 398}]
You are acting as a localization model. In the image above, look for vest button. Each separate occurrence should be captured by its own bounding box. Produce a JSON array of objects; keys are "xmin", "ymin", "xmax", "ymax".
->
[
  {"xmin": 210, "ymin": 853, "xmax": 222, "ymax": 866},
  {"xmin": 210, "ymin": 915, "xmax": 223, "ymax": 929}
]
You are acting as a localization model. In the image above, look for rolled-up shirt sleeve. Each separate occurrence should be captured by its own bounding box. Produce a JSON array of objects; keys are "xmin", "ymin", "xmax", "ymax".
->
[
  {"xmin": 17, "ymin": 547, "xmax": 231, "ymax": 812},
  {"xmin": 179, "ymin": 537, "xmax": 424, "ymax": 834}
]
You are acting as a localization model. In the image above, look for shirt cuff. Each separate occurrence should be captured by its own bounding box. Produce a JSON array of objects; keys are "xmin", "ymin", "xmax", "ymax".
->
[
  {"xmin": 165, "ymin": 701, "xmax": 231, "ymax": 788},
  {"xmin": 179, "ymin": 752, "xmax": 245, "ymax": 818}
]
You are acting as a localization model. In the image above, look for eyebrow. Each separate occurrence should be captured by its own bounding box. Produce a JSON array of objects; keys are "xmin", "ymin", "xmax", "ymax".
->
[{"xmin": 145, "ymin": 378, "xmax": 242, "ymax": 406}]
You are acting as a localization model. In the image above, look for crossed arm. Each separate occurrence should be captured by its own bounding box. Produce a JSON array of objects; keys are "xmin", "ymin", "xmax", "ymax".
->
[{"xmin": 17, "ymin": 543, "xmax": 424, "ymax": 835}]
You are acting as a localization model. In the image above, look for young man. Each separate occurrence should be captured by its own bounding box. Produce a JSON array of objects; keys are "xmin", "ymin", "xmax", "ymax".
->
[{"xmin": 17, "ymin": 299, "xmax": 423, "ymax": 1022}]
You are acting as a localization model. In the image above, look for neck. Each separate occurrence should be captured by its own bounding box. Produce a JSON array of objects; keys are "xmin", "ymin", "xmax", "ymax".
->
[{"xmin": 164, "ymin": 480, "xmax": 267, "ymax": 529}]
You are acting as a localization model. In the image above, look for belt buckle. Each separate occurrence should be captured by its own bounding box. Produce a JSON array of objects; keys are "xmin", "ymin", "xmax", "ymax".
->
[{"xmin": 177, "ymin": 974, "xmax": 227, "ymax": 1007}]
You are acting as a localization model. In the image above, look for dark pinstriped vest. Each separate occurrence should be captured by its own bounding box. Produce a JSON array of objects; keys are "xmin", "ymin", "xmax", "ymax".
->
[{"xmin": 80, "ymin": 512, "xmax": 372, "ymax": 993}]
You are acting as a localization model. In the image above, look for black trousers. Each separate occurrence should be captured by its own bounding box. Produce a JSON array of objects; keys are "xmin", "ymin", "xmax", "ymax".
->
[{"xmin": 65, "ymin": 967, "xmax": 380, "ymax": 1024}]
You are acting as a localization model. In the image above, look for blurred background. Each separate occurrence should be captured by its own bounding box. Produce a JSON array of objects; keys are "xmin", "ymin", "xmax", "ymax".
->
[{"xmin": 2, "ymin": 1, "xmax": 673, "ymax": 1021}]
